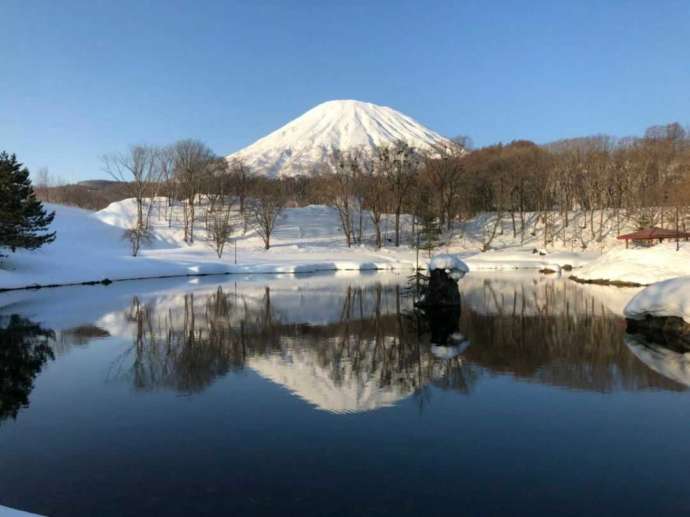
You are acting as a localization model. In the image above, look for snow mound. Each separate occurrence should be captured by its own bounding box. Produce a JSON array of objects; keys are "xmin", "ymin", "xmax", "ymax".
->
[
  {"xmin": 429, "ymin": 254, "xmax": 469, "ymax": 273},
  {"xmin": 575, "ymin": 243, "xmax": 690, "ymax": 285},
  {"xmin": 624, "ymin": 276, "xmax": 690, "ymax": 323},
  {"xmin": 227, "ymin": 99, "xmax": 456, "ymax": 177}
]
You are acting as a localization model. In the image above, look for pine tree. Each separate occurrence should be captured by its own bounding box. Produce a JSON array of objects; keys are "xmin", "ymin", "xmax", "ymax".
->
[
  {"xmin": 419, "ymin": 212, "xmax": 442, "ymax": 258},
  {"xmin": 0, "ymin": 152, "xmax": 56, "ymax": 254},
  {"xmin": 415, "ymin": 186, "xmax": 442, "ymax": 258}
]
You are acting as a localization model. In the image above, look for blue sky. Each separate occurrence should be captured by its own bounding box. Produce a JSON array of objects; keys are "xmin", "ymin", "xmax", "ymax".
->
[{"xmin": 2, "ymin": 0, "xmax": 689, "ymax": 181}]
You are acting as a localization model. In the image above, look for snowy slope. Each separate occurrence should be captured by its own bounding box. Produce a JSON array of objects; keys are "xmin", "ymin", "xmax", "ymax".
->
[
  {"xmin": 0, "ymin": 201, "xmax": 419, "ymax": 290},
  {"xmin": 573, "ymin": 243, "xmax": 690, "ymax": 286},
  {"xmin": 0, "ymin": 197, "xmax": 672, "ymax": 291},
  {"xmin": 227, "ymin": 99, "xmax": 456, "ymax": 177}
]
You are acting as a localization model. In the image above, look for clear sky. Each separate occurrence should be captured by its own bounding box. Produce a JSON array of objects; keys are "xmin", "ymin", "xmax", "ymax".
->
[{"xmin": 2, "ymin": 0, "xmax": 689, "ymax": 181}]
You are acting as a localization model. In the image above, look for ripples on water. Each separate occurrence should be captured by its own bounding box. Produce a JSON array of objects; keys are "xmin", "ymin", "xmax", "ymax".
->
[{"xmin": 1, "ymin": 272, "xmax": 689, "ymax": 516}]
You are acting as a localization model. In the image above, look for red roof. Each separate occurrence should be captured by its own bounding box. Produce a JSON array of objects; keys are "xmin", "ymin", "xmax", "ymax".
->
[{"xmin": 617, "ymin": 227, "xmax": 690, "ymax": 240}]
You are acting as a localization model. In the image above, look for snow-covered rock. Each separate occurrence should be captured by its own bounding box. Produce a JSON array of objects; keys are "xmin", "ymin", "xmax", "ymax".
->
[
  {"xmin": 429, "ymin": 254, "xmax": 469, "ymax": 275},
  {"xmin": 624, "ymin": 276, "xmax": 690, "ymax": 324},
  {"xmin": 227, "ymin": 99, "xmax": 456, "ymax": 177}
]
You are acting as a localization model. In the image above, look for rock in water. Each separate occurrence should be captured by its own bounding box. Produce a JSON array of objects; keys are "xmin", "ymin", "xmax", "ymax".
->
[{"xmin": 417, "ymin": 268, "xmax": 461, "ymax": 308}]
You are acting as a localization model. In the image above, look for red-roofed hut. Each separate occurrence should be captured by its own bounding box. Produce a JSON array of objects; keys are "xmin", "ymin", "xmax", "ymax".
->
[{"xmin": 617, "ymin": 227, "xmax": 690, "ymax": 248}]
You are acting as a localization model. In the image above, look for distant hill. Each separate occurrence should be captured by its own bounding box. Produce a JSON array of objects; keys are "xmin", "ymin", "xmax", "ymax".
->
[{"xmin": 77, "ymin": 179, "xmax": 125, "ymax": 189}]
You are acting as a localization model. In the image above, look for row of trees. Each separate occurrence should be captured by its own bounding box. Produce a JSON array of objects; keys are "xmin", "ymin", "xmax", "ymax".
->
[
  {"xmin": 102, "ymin": 140, "xmax": 286, "ymax": 256},
  {"xmin": 316, "ymin": 122, "xmax": 690, "ymax": 251},
  {"xmin": 98, "ymin": 121, "xmax": 690, "ymax": 257},
  {"xmin": 27, "ymin": 120, "xmax": 690, "ymax": 258}
]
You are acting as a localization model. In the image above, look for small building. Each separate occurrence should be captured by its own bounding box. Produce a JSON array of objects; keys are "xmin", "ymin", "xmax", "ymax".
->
[{"xmin": 617, "ymin": 227, "xmax": 690, "ymax": 248}]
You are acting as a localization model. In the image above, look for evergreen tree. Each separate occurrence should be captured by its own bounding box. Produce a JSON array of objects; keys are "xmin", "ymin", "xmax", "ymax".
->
[
  {"xmin": 414, "ymin": 185, "xmax": 442, "ymax": 258},
  {"xmin": 419, "ymin": 212, "xmax": 442, "ymax": 258},
  {"xmin": 0, "ymin": 314, "xmax": 55, "ymax": 423},
  {"xmin": 0, "ymin": 152, "xmax": 55, "ymax": 254}
]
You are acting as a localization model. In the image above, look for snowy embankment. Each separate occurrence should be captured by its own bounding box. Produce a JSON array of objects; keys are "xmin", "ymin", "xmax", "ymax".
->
[
  {"xmin": 0, "ymin": 505, "xmax": 43, "ymax": 516},
  {"xmin": 572, "ymin": 243, "xmax": 690, "ymax": 286},
  {"xmin": 0, "ymin": 202, "xmax": 420, "ymax": 290},
  {"xmin": 624, "ymin": 276, "xmax": 690, "ymax": 324},
  {"xmin": 0, "ymin": 199, "xmax": 640, "ymax": 291},
  {"xmin": 462, "ymin": 248, "xmax": 593, "ymax": 272}
]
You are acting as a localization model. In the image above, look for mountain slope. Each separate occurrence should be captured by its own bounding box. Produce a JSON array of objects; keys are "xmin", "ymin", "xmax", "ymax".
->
[{"xmin": 227, "ymin": 99, "xmax": 455, "ymax": 177}]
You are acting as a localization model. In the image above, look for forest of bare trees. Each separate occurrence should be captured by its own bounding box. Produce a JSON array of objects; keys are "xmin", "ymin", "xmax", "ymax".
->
[{"xmin": 35, "ymin": 122, "xmax": 690, "ymax": 253}]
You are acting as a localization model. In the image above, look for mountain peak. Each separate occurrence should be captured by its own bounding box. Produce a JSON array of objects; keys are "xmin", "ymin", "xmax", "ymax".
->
[{"xmin": 227, "ymin": 100, "xmax": 454, "ymax": 177}]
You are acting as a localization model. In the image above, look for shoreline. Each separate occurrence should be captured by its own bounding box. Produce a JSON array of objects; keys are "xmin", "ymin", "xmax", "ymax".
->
[
  {"xmin": 0, "ymin": 264, "xmax": 416, "ymax": 294},
  {"xmin": 569, "ymin": 275, "xmax": 644, "ymax": 288}
]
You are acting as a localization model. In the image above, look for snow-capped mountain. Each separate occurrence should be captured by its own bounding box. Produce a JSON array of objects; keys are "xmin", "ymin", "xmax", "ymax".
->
[{"xmin": 227, "ymin": 99, "xmax": 456, "ymax": 177}]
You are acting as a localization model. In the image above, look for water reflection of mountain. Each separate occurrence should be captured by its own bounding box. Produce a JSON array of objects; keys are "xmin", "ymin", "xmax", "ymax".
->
[
  {"xmin": 100, "ymin": 285, "xmax": 477, "ymax": 411},
  {"xmin": 62, "ymin": 273, "xmax": 684, "ymax": 413}
]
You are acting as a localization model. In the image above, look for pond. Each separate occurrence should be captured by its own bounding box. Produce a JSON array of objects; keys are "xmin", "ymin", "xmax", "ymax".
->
[{"xmin": 1, "ymin": 272, "xmax": 689, "ymax": 516}]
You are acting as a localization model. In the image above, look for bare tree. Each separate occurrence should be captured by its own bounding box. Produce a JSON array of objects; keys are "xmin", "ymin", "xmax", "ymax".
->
[
  {"xmin": 250, "ymin": 181, "xmax": 286, "ymax": 250},
  {"xmin": 171, "ymin": 140, "xmax": 215, "ymax": 243},
  {"xmin": 123, "ymin": 226, "xmax": 153, "ymax": 257},
  {"xmin": 360, "ymin": 155, "xmax": 388, "ymax": 248},
  {"xmin": 227, "ymin": 158, "xmax": 254, "ymax": 233},
  {"xmin": 326, "ymin": 149, "xmax": 360, "ymax": 247},
  {"xmin": 207, "ymin": 206, "xmax": 234, "ymax": 258},
  {"xmin": 103, "ymin": 145, "xmax": 164, "ymax": 256},
  {"xmin": 378, "ymin": 141, "xmax": 420, "ymax": 247},
  {"xmin": 34, "ymin": 168, "xmax": 51, "ymax": 202},
  {"xmin": 423, "ymin": 151, "xmax": 464, "ymax": 230},
  {"xmin": 158, "ymin": 146, "xmax": 177, "ymax": 228}
]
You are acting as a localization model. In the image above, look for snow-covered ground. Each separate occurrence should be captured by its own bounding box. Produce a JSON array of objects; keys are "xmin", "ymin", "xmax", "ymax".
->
[
  {"xmin": 0, "ymin": 505, "xmax": 43, "ymax": 516},
  {"xmin": 0, "ymin": 199, "xmax": 591, "ymax": 290},
  {"xmin": 2, "ymin": 198, "xmax": 688, "ymax": 291},
  {"xmin": 573, "ymin": 243, "xmax": 690, "ymax": 286},
  {"xmin": 0, "ymin": 202, "xmax": 421, "ymax": 290}
]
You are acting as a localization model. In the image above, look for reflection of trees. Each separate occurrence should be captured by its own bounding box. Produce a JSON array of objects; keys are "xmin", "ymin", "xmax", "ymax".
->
[
  {"xmin": 285, "ymin": 284, "xmax": 478, "ymax": 399},
  {"xmin": 108, "ymin": 288, "xmax": 258, "ymax": 393},
  {"xmin": 458, "ymin": 278, "xmax": 684, "ymax": 392},
  {"xmin": 0, "ymin": 315, "xmax": 55, "ymax": 422},
  {"xmin": 104, "ymin": 275, "xmax": 685, "ymax": 403},
  {"xmin": 106, "ymin": 283, "xmax": 477, "ymax": 401}
]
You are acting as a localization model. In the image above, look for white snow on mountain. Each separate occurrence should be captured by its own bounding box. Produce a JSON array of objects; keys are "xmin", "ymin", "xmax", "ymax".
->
[{"xmin": 226, "ymin": 99, "xmax": 457, "ymax": 177}]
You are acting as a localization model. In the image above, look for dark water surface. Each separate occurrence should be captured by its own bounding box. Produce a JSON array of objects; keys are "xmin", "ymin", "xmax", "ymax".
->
[{"xmin": 1, "ymin": 272, "xmax": 689, "ymax": 516}]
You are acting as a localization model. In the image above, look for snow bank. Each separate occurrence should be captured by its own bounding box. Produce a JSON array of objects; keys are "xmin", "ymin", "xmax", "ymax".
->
[
  {"xmin": 0, "ymin": 202, "xmax": 418, "ymax": 290},
  {"xmin": 1, "ymin": 198, "xmax": 629, "ymax": 291},
  {"xmin": 574, "ymin": 243, "xmax": 690, "ymax": 286},
  {"xmin": 0, "ymin": 505, "xmax": 43, "ymax": 516},
  {"xmin": 624, "ymin": 276, "xmax": 690, "ymax": 323},
  {"xmin": 462, "ymin": 248, "xmax": 591, "ymax": 272}
]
